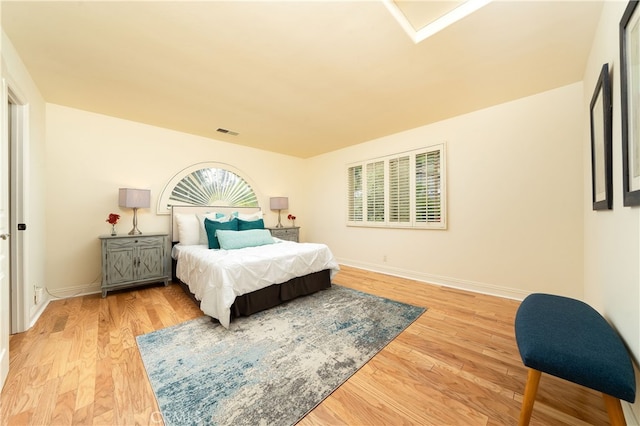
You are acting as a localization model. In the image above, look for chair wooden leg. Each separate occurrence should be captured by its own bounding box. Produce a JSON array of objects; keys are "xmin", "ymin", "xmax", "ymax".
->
[
  {"xmin": 519, "ymin": 368, "xmax": 541, "ymax": 426},
  {"xmin": 603, "ymin": 394, "xmax": 626, "ymax": 426}
]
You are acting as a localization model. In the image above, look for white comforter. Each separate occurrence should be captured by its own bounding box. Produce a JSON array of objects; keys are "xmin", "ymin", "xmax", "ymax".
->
[{"xmin": 173, "ymin": 240, "xmax": 340, "ymax": 328}]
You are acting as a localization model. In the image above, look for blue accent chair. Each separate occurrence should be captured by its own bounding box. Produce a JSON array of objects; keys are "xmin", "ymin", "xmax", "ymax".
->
[{"xmin": 515, "ymin": 293, "xmax": 636, "ymax": 426}]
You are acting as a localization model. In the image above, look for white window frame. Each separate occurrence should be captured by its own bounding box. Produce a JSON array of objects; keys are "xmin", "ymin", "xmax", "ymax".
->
[{"xmin": 346, "ymin": 143, "xmax": 446, "ymax": 230}]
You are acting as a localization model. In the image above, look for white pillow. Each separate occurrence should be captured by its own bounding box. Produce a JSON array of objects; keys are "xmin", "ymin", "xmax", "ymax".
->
[
  {"xmin": 196, "ymin": 212, "xmax": 227, "ymax": 244},
  {"xmin": 174, "ymin": 213, "xmax": 200, "ymax": 245},
  {"xmin": 232, "ymin": 211, "xmax": 263, "ymax": 221}
]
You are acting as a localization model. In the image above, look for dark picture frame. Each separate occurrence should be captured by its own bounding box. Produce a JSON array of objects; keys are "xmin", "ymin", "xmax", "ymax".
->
[
  {"xmin": 589, "ymin": 63, "xmax": 613, "ymax": 210},
  {"xmin": 620, "ymin": 0, "xmax": 640, "ymax": 206}
]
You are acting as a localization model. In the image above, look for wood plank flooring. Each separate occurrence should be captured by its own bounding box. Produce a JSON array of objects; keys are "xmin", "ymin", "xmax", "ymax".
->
[{"xmin": 1, "ymin": 265, "xmax": 611, "ymax": 425}]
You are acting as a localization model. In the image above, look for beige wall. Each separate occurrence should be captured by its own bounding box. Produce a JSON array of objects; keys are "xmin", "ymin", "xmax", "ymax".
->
[
  {"xmin": 45, "ymin": 104, "xmax": 305, "ymax": 296},
  {"xmin": 44, "ymin": 80, "xmax": 586, "ymax": 304},
  {"xmin": 305, "ymin": 83, "xmax": 585, "ymax": 300},
  {"xmin": 583, "ymin": 1, "xmax": 640, "ymax": 421},
  {"xmin": 46, "ymin": 83, "xmax": 585, "ymax": 302}
]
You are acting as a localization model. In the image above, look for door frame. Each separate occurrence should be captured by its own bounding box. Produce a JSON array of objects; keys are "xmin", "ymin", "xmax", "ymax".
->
[
  {"xmin": 8, "ymin": 83, "xmax": 28, "ymax": 334},
  {"xmin": 0, "ymin": 78, "xmax": 10, "ymax": 389}
]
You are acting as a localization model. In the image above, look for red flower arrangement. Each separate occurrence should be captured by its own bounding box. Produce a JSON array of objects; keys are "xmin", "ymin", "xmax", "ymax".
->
[
  {"xmin": 106, "ymin": 213, "xmax": 120, "ymax": 225},
  {"xmin": 287, "ymin": 214, "xmax": 296, "ymax": 225}
]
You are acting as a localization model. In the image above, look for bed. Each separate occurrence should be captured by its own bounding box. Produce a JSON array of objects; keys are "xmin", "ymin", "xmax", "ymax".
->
[{"xmin": 171, "ymin": 206, "xmax": 339, "ymax": 327}]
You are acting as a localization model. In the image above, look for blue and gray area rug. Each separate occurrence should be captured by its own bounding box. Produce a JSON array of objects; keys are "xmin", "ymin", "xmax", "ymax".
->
[{"xmin": 136, "ymin": 284, "xmax": 425, "ymax": 426}]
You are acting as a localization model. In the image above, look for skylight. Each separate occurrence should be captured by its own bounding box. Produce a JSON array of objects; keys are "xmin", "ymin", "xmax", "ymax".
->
[{"xmin": 382, "ymin": 0, "xmax": 492, "ymax": 44}]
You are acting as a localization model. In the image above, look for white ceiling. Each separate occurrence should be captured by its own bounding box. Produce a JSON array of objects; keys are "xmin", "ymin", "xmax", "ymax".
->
[{"xmin": 1, "ymin": 1, "xmax": 603, "ymax": 158}]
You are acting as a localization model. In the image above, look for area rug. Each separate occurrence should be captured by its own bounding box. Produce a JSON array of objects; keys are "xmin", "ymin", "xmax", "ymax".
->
[{"xmin": 136, "ymin": 284, "xmax": 425, "ymax": 426}]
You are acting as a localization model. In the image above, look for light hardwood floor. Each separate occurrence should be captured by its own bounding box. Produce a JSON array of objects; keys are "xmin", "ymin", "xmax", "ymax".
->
[{"xmin": 1, "ymin": 265, "xmax": 611, "ymax": 425}]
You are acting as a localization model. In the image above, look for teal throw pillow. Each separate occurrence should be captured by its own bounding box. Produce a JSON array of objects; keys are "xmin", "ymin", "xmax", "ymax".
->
[
  {"xmin": 237, "ymin": 218, "xmax": 265, "ymax": 230},
  {"xmin": 204, "ymin": 217, "xmax": 238, "ymax": 249}
]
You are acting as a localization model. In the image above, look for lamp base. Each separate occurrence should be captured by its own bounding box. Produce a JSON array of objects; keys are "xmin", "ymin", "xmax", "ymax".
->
[
  {"xmin": 128, "ymin": 207, "xmax": 143, "ymax": 235},
  {"xmin": 276, "ymin": 210, "xmax": 283, "ymax": 228}
]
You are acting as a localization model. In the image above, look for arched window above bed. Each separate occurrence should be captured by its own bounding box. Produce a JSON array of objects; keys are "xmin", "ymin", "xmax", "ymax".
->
[{"xmin": 157, "ymin": 162, "xmax": 259, "ymax": 214}]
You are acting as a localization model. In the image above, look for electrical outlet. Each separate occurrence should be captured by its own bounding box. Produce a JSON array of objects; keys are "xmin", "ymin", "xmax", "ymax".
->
[{"xmin": 34, "ymin": 286, "xmax": 44, "ymax": 304}]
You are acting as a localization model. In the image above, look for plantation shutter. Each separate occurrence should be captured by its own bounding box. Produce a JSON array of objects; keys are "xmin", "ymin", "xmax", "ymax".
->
[
  {"xmin": 346, "ymin": 143, "xmax": 445, "ymax": 229},
  {"xmin": 347, "ymin": 165, "xmax": 363, "ymax": 222},
  {"xmin": 416, "ymin": 148, "xmax": 442, "ymax": 224},
  {"xmin": 389, "ymin": 156, "xmax": 410, "ymax": 223},
  {"xmin": 366, "ymin": 161, "xmax": 385, "ymax": 222},
  {"xmin": 170, "ymin": 168, "xmax": 258, "ymax": 207}
]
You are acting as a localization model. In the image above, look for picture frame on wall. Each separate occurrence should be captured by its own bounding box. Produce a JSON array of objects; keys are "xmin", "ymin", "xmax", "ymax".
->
[
  {"xmin": 589, "ymin": 63, "xmax": 613, "ymax": 211},
  {"xmin": 620, "ymin": 0, "xmax": 640, "ymax": 206}
]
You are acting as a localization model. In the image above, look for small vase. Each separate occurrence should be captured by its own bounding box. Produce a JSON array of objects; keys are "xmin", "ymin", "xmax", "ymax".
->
[{"xmin": 111, "ymin": 224, "xmax": 117, "ymax": 236}]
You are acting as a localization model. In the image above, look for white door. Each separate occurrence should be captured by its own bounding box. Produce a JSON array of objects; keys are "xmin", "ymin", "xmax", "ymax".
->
[{"xmin": 0, "ymin": 78, "xmax": 11, "ymax": 389}]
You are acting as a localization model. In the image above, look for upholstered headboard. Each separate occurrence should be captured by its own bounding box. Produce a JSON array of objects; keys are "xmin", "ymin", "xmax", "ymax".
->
[{"xmin": 170, "ymin": 206, "xmax": 262, "ymax": 243}]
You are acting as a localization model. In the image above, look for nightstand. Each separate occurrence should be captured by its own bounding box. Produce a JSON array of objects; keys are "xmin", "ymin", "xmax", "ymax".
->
[
  {"xmin": 267, "ymin": 227, "xmax": 299, "ymax": 242},
  {"xmin": 99, "ymin": 233, "xmax": 170, "ymax": 297}
]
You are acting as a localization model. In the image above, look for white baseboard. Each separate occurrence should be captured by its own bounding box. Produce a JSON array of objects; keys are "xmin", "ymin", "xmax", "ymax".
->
[
  {"xmin": 28, "ymin": 298, "xmax": 50, "ymax": 329},
  {"xmin": 624, "ymin": 367, "xmax": 640, "ymax": 425},
  {"xmin": 337, "ymin": 258, "xmax": 529, "ymax": 301},
  {"xmin": 45, "ymin": 284, "xmax": 101, "ymax": 300},
  {"xmin": 26, "ymin": 284, "xmax": 101, "ymax": 330},
  {"xmin": 623, "ymin": 402, "xmax": 639, "ymax": 426}
]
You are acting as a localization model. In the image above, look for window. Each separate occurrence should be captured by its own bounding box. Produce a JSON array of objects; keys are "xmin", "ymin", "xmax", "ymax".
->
[
  {"xmin": 157, "ymin": 162, "xmax": 259, "ymax": 214},
  {"xmin": 346, "ymin": 144, "xmax": 446, "ymax": 229},
  {"xmin": 389, "ymin": 155, "xmax": 410, "ymax": 223},
  {"xmin": 170, "ymin": 167, "xmax": 257, "ymax": 207},
  {"xmin": 347, "ymin": 166, "xmax": 363, "ymax": 222},
  {"xmin": 366, "ymin": 161, "xmax": 385, "ymax": 222}
]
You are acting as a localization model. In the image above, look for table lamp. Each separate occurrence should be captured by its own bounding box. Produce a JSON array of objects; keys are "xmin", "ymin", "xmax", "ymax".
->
[
  {"xmin": 270, "ymin": 197, "xmax": 288, "ymax": 228},
  {"xmin": 119, "ymin": 188, "xmax": 151, "ymax": 235}
]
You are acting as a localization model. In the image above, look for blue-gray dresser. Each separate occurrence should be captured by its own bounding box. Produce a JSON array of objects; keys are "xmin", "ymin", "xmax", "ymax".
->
[{"xmin": 99, "ymin": 233, "xmax": 169, "ymax": 297}]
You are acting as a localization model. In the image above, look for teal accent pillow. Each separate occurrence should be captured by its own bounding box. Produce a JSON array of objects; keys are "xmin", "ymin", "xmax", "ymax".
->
[
  {"xmin": 216, "ymin": 229, "xmax": 275, "ymax": 250},
  {"xmin": 197, "ymin": 212, "xmax": 229, "ymax": 245},
  {"xmin": 237, "ymin": 218, "xmax": 265, "ymax": 230},
  {"xmin": 204, "ymin": 218, "xmax": 238, "ymax": 249}
]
